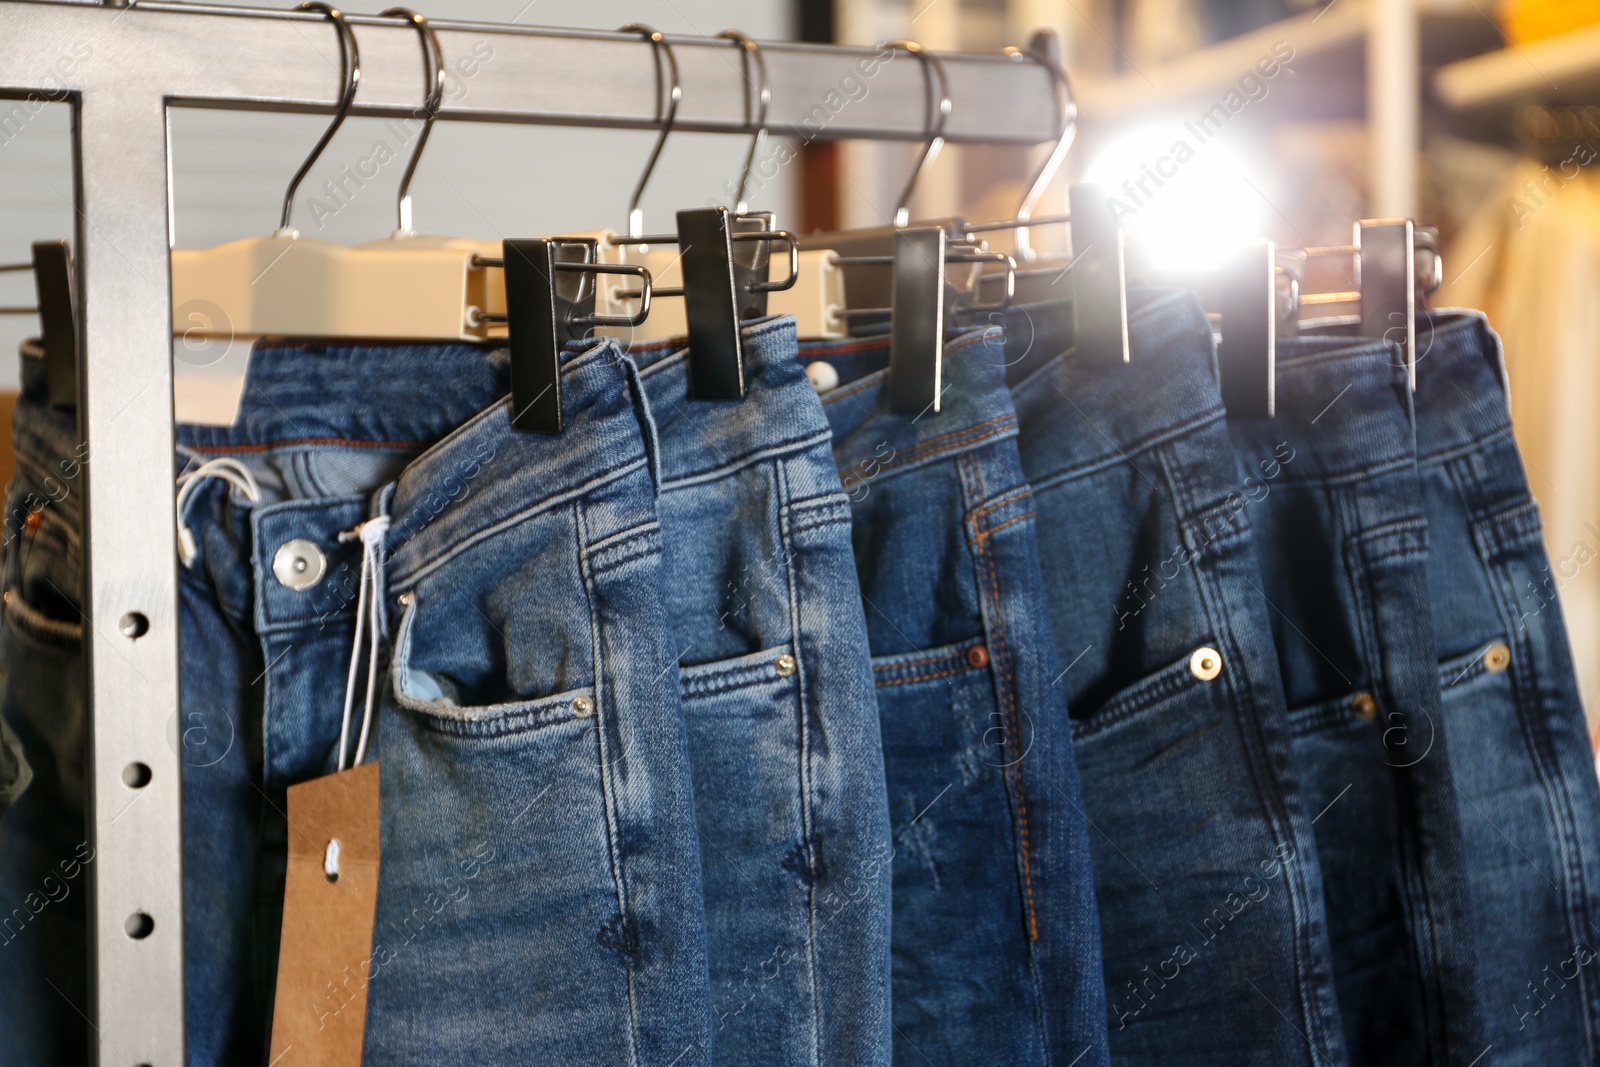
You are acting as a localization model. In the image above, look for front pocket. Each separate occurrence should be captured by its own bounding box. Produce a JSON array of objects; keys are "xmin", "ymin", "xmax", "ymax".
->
[
  {"xmin": 389, "ymin": 595, "xmax": 595, "ymax": 739},
  {"xmin": 1070, "ymin": 647, "xmax": 1216, "ymax": 745}
]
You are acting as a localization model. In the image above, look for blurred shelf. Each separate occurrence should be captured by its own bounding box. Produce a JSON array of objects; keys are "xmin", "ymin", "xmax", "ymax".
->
[
  {"xmin": 1076, "ymin": 0, "xmax": 1502, "ymax": 127},
  {"xmin": 1435, "ymin": 23, "xmax": 1600, "ymax": 110}
]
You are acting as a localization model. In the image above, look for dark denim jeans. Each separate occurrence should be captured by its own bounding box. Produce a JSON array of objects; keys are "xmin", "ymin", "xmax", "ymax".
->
[
  {"xmin": 1227, "ymin": 336, "xmax": 1484, "ymax": 1066},
  {"xmin": 1, "ymin": 338, "xmax": 715, "ymax": 1066},
  {"xmin": 1412, "ymin": 311, "xmax": 1600, "ymax": 1065},
  {"xmin": 1006, "ymin": 292, "xmax": 1347, "ymax": 1066},
  {"xmin": 626, "ymin": 318, "xmax": 893, "ymax": 1067},
  {"xmin": 805, "ymin": 327, "xmax": 1110, "ymax": 1067}
]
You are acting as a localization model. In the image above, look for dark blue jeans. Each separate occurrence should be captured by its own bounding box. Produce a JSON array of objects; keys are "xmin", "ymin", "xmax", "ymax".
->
[
  {"xmin": 626, "ymin": 318, "xmax": 893, "ymax": 1067},
  {"xmin": 0, "ymin": 338, "xmax": 716, "ymax": 1066},
  {"xmin": 1006, "ymin": 292, "xmax": 1347, "ymax": 1066},
  {"xmin": 805, "ymin": 327, "xmax": 1110, "ymax": 1067},
  {"xmin": 1412, "ymin": 311, "xmax": 1600, "ymax": 1065},
  {"xmin": 1227, "ymin": 336, "xmax": 1484, "ymax": 1066}
]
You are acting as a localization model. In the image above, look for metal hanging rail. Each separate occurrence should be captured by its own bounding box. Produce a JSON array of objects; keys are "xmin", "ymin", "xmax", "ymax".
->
[{"xmin": 0, "ymin": 2, "xmax": 1065, "ymax": 1063}]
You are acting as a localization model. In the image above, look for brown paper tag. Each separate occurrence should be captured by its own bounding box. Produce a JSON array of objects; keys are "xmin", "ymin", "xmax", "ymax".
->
[{"xmin": 269, "ymin": 761, "xmax": 381, "ymax": 1067}]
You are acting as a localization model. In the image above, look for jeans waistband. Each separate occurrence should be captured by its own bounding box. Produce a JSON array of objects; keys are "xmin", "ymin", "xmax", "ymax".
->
[
  {"xmin": 807, "ymin": 327, "xmax": 1018, "ymax": 484},
  {"xmin": 1232, "ymin": 336, "xmax": 1416, "ymax": 484},
  {"xmin": 1008, "ymin": 288, "xmax": 1224, "ymax": 482},
  {"xmin": 1411, "ymin": 310, "xmax": 1512, "ymax": 464},
  {"xmin": 628, "ymin": 315, "xmax": 834, "ymax": 487}
]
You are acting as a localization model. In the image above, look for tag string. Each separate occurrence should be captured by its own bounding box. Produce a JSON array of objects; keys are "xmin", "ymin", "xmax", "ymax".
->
[{"xmin": 337, "ymin": 515, "xmax": 390, "ymax": 771}]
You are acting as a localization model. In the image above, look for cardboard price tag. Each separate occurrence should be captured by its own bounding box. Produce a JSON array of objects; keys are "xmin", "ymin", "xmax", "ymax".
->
[{"xmin": 269, "ymin": 761, "xmax": 381, "ymax": 1066}]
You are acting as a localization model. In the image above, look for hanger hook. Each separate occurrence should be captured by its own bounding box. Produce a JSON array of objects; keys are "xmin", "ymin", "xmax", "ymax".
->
[
  {"xmin": 717, "ymin": 29, "xmax": 770, "ymax": 215},
  {"xmin": 381, "ymin": 8, "xmax": 446, "ymax": 237},
  {"xmin": 1005, "ymin": 37, "xmax": 1077, "ymax": 261},
  {"xmin": 888, "ymin": 40, "xmax": 951, "ymax": 229},
  {"xmin": 279, "ymin": 2, "xmax": 361, "ymax": 235},
  {"xmin": 620, "ymin": 24, "xmax": 681, "ymax": 239}
]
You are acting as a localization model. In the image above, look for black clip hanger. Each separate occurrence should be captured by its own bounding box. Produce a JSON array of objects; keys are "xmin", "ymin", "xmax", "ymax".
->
[
  {"xmin": 32, "ymin": 240, "xmax": 78, "ymax": 409},
  {"xmin": 474, "ymin": 238, "xmax": 652, "ymax": 434},
  {"xmin": 612, "ymin": 206, "xmax": 799, "ymax": 400},
  {"xmin": 1288, "ymin": 221, "xmax": 1442, "ymax": 393},
  {"xmin": 1214, "ymin": 239, "xmax": 1276, "ymax": 418},
  {"xmin": 835, "ymin": 227, "xmax": 1017, "ymax": 416}
]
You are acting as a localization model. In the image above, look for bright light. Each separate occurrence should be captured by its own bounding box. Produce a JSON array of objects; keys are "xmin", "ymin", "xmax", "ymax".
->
[{"xmin": 1085, "ymin": 122, "xmax": 1264, "ymax": 274}]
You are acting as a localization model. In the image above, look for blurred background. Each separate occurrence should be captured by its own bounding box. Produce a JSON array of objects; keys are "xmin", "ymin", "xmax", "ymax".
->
[{"xmin": 1, "ymin": 0, "xmax": 1598, "ymax": 709}]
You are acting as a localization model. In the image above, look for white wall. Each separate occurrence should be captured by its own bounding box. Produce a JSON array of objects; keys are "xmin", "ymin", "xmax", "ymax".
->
[{"xmin": 0, "ymin": 0, "xmax": 796, "ymax": 390}]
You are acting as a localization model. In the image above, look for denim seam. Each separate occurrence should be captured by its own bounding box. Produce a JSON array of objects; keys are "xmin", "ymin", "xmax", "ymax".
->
[
  {"xmin": 872, "ymin": 663, "xmax": 979, "ymax": 688},
  {"xmin": 575, "ymin": 496, "xmax": 644, "ymax": 1067},
  {"xmin": 391, "ymin": 458, "xmax": 649, "ymax": 590},
  {"xmin": 185, "ymin": 436, "xmax": 429, "ymax": 454},
  {"xmin": 680, "ymin": 669, "xmax": 794, "ymax": 701},
  {"xmin": 848, "ymin": 420, "xmax": 1020, "ymax": 492},
  {"xmin": 775, "ymin": 455, "xmax": 826, "ymax": 1066},
  {"xmin": 818, "ymin": 330, "xmax": 994, "ymax": 407},
  {"xmin": 1263, "ymin": 453, "xmax": 1418, "ymax": 490},
  {"xmin": 660, "ymin": 428, "xmax": 835, "ymax": 491},
  {"xmin": 962, "ymin": 452, "xmax": 1040, "ymax": 944}
]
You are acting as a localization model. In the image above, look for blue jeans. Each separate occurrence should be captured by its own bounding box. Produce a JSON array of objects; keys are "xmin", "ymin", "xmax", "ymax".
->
[
  {"xmin": 1411, "ymin": 311, "xmax": 1600, "ymax": 1065},
  {"xmin": 1, "ymin": 337, "xmax": 716, "ymax": 1066},
  {"xmin": 806, "ymin": 327, "xmax": 1111, "ymax": 1067},
  {"xmin": 1227, "ymin": 336, "xmax": 1484, "ymax": 1065},
  {"xmin": 626, "ymin": 318, "xmax": 892, "ymax": 1067},
  {"xmin": 1006, "ymin": 292, "xmax": 1347, "ymax": 1066}
]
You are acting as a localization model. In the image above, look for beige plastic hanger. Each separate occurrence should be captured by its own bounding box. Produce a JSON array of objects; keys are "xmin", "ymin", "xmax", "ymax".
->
[{"xmin": 170, "ymin": 5, "xmax": 508, "ymax": 347}]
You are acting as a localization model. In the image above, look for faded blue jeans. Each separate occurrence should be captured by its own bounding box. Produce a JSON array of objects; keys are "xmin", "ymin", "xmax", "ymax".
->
[
  {"xmin": 626, "ymin": 317, "xmax": 893, "ymax": 1067},
  {"xmin": 805, "ymin": 326, "xmax": 1111, "ymax": 1067}
]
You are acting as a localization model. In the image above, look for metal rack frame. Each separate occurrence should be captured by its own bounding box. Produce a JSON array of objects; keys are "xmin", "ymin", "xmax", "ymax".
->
[{"xmin": 0, "ymin": 2, "xmax": 1064, "ymax": 1062}]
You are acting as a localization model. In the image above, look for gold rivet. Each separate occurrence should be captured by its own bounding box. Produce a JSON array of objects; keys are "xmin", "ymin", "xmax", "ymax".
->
[
  {"xmin": 1189, "ymin": 646, "xmax": 1222, "ymax": 681},
  {"xmin": 774, "ymin": 653, "xmax": 798, "ymax": 677},
  {"xmin": 1484, "ymin": 643, "xmax": 1511, "ymax": 674},
  {"xmin": 398, "ymin": 592, "xmax": 415, "ymax": 607},
  {"xmin": 23, "ymin": 509, "xmax": 41, "ymax": 536},
  {"xmin": 572, "ymin": 695, "xmax": 595, "ymax": 718},
  {"xmin": 1350, "ymin": 692, "xmax": 1378, "ymax": 721},
  {"xmin": 966, "ymin": 645, "xmax": 990, "ymax": 669}
]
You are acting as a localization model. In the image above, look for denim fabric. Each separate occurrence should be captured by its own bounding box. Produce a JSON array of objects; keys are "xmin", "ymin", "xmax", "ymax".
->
[
  {"xmin": 1410, "ymin": 311, "xmax": 1600, "ymax": 1065},
  {"xmin": 0, "ymin": 343, "xmax": 92, "ymax": 1067},
  {"xmin": 804, "ymin": 326, "xmax": 1111, "ymax": 1067},
  {"xmin": 1227, "ymin": 336, "xmax": 1484, "ymax": 1066},
  {"xmin": 626, "ymin": 317, "xmax": 891, "ymax": 1067},
  {"xmin": 0, "ymin": 696, "xmax": 28, "ymax": 824},
  {"xmin": 0, "ymin": 336, "xmax": 715, "ymax": 1066},
  {"xmin": 1006, "ymin": 292, "xmax": 1347, "ymax": 1066}
]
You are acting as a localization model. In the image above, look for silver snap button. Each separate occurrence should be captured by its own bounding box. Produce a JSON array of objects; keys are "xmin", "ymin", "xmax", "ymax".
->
[
  {"xmin": 572, "ymin": 695, "xmax": 595, "ymax": 718},
  {"xmin": 271, "ymin": 538, "xmax": 327, "ymax": 591},
  {"xmin": 774, "ymin": 653, "xmax": 798, "ymax": 677},
  {"xmin": 1483, "ymin": 642, "xmax": 1511, "ymax": 673},
  {"xmin": 1189, "ymin": 646, "xmax": 1222, "ymax": 681}
]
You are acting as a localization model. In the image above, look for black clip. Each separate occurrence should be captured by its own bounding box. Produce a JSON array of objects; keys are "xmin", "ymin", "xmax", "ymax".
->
[
  {"xmin": 1355, "ymin": 219, "xmax": 1416, "ymax": 392},
  {"xmin": 484, "ymin": 238, "xmax": 652, "ymax": 434},
  {"xmin": 671, "ymin": 206, "xmax": 798, "ymax": 400},
  {"xmin": 1216, "ymin": 238, "xmax": 1276, "ymax": 418},
  {"xmin": 1066, "ymin": 183, "xmax": 1130, "ymax": 369},
  {"xmin": 31, "ymin": 240, "xmax": 77, "ymax": 409},
  {"xmin": 837, "ymin": 228, "xmax": 1017, "ymax": 416}
]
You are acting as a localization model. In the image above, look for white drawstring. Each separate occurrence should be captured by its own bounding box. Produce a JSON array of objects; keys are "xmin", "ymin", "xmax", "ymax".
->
[
  {"xmin": 176, "ymin": 457, "xmax": 262, "ymax": 567},
  {"xmin": 336, "ymin": 515, "xmax": 390, "ymax": 771}
]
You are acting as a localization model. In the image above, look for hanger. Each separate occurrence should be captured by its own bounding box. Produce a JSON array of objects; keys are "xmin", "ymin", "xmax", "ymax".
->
[
  {"xmin": 962, "ymin": 35, "xmax": 1130, "ymax": 367},
  {"xmin": 0, "ymin": 243, "xmax": 78, "ymax": 409}
]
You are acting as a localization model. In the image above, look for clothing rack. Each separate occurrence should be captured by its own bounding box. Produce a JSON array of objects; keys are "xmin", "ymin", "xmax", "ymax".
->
[{"xmin": 0, "ymin": 2, "xmax": 1067, "ymax": 1062}]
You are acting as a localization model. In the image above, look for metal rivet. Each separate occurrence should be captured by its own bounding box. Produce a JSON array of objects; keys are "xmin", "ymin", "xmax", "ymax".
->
[
  {"xmin": 272, "ymin": 538, "xmax": 327, "ymax": 591},
  {"xmin": 23, "ymin": 509, "xmax": 40, "ymax": 536},
  {"xmin": 2, "ymin": 590, "xmax": 12, "ymax": 606},
  {"xmin": 1484, "ymin": 642, "xmax": 1511, "ymax": 673},
  {"xmin": 1350, "ymin": 692, "xmax": 1378, "ymax": 721},
  {"xmin": 774, "ymin": 653, "xmax": 798, "ymax": 677},
  {"xmin": 805, "ymin": 361, "xmax": 840, "ymax": 393},
  {"xmin": 572, "ymin": 695, "xmax": 595, "ymax": 718},
  {"xmin": 966, "ymin": 644, "xmax": 990, "ymax": 669},
  {"xmin": 397, "ymin": 592, "xmax": 415, "ymax": 607},
  {"xmin": 1189, "ymin": 646, "xmax": 1222, "ymax": 681}
]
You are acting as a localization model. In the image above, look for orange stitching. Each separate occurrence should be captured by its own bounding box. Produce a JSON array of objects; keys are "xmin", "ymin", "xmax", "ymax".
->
[
  {"xmin": 872, "ymin": 650, "xmax": 965, "ymax": 673},
  {"xmin": 873, "ymin": 664, "xmax": 978, "ymax": 688},
  {"xmin": 971, "ymin": 487, "xmax": 1033, "ymax": 524},
  {"xmin": 186, "ymin": 437, "xmax": 427, "ymax": 454},
  {"xmin": 972, "ymin": 511, "xmax": 1036, "ymax": 544}
]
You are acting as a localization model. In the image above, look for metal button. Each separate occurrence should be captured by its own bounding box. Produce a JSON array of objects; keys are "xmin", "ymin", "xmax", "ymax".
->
[
  {"xmin": 774, "ymin": 653, "xmax": 798, "ymax": 677},
  {"xmin": 23, "ymin": 509, "xmax": 41, "ymax": 536},
  {"xmin": 572, "ymin": 695, "xmax": 595, "ymax": 718},
  {"xmin": 271, "ymin": 538, "xmax": 327, "ymax": 591},
  {"xmin": 1483, "ymin": 642, "xmax": 1511, "ymax": 673},
  {"xmin": 966, "ymin": 645, "xmax": 990, "ymax": 669},
  {"xmin": 1189, "ymin": 646, "xmax": 1222, "ymax": 681},
  {"xmin": 397, "ymin": 592, "xmax": 415, "ymax": 608},
  {"xmin": 805, "ymin": 361, "xmax": 840, "ymax": 393},
  {"xmin": 1350, "ymin": 691, "xmax": 1378, "ymax": 721}
]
